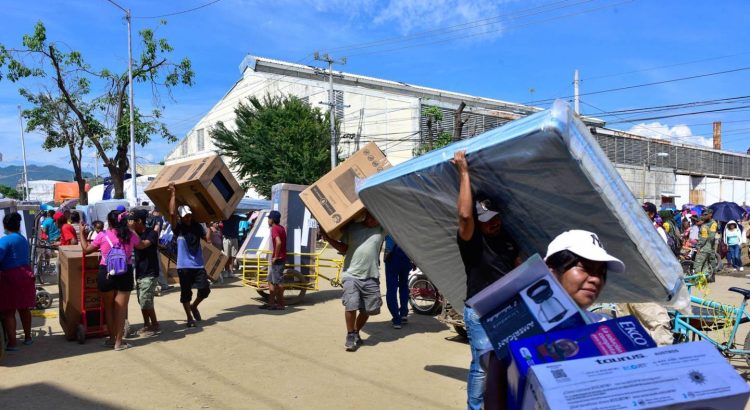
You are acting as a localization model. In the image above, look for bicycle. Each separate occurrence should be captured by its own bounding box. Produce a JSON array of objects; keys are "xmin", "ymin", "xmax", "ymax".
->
[
  {"xmin": 671, "ymin": 273, "xmax": 750, "ymax": 365},
  {"xmin": 407, "ymin": 269, "xmax": 467, "ymax": 337}
]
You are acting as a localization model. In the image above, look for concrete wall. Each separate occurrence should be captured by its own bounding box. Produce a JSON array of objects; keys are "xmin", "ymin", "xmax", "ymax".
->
[{"xmin": 615, "ymin": 164, "xmax": 675, "ymax": 204}]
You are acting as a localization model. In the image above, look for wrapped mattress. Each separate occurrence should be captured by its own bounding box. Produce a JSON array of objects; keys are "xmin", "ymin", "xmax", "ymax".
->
[{"xmin": 358, "ymin": 101, "xmax": 687, "ymax": 313}]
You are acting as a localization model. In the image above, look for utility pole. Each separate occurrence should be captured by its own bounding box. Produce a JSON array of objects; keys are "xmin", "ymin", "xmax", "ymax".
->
[
  {"xmin": 314, "ymin": 52, "xmax": 346, "ymax": 170},
  {"xmin": 573, "ymin": 70, "xmax": 581, "ymax": 115},
  {"xmin": 107, "ymin": 0, "xmax": 137, "ymax": 204},
  {"xmin": 18, "ymin": 105, "xmax": 29, "ymax": 200}
]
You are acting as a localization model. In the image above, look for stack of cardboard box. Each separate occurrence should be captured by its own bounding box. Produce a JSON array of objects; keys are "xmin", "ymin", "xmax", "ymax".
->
[{"xmin": 160, "ymin": 239, "xmax": 228, "ymax": 283}]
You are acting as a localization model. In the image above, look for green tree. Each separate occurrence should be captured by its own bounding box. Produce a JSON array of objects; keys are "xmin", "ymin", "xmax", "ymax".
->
[
  {"xmin": 20, "ymin": 89, "xmax": 95, "ymax": 204},
  {"xmin": 0, "ymin": 21, "xmax": 193, "ymax": 199},
  {"xmin": 212, "ymin": 94, "xmax": 335, "ymax": 198},
  {"xmin": 414, "ymin": 105, "xmax": 453, "ymax": 156},
  {"xmin": 0, "ymin": 185, "xmax": 24, "ymax": 200}
]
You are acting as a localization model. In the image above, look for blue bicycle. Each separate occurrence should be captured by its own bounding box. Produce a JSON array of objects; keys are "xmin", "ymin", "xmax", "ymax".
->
[{"xmin": 671, "ymin": 274, "xmax": 750, "ymax": 365}]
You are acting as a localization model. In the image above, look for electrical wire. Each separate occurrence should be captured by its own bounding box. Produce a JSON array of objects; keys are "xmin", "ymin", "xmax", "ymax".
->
[
  {"xmin": 133, "ymin": 0, "xmax": 223, "ymax": 19},
  {"xmin": 525, "ymin": 66, "xmax": 750, "ymax": 105}
]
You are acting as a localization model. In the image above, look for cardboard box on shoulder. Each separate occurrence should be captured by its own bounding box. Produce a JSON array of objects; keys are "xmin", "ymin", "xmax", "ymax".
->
[
  {"xmin": 145, "ymin": 154, "xmax": 244, "ymax": 223},
  {"xmin": 506, "ymin": 316, "xmax": 656, "ymax": 410},
  {"xmin": 300, "ymin": 142, "xmax": 391, "ymax": 238},
  {"xmin": 465, "ymin": 255, "xmax": 587, "ymax": 360},
  {"xmin": 523, "ymin": 341, "xmax": 750, "ymax": 410},
  {"xmin": 58, "ymin": 245, "xmax": 103, "ymax": 341}
]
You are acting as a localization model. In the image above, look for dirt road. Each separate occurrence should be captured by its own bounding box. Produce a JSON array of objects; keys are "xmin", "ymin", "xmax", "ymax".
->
[
  {"xmin": 0, "ymin": 269, "xmax": 469, "ymax": 409},
  {"xmin": 4, "ymin": 263, "xmax": 750, "ymax": 409}
]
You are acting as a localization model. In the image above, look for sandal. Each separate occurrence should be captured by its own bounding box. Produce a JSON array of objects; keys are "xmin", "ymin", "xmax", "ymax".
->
[
  {"xmin": 102, "ymin": 338, "xmax": 115, "ymax": 348},
  {"xmin": 23, "ymin": 338, "xmax": 33, "ymax": 346},
  {"xmin": 186, "ymin": 319, "xmax": 196, "ymax": 328},
  {"xmin": 114, "ymin": 343, "xmax": 132, "ymax": 351},
  {"xmin": 270, "ymin": 306, "xmax": 286, "ymax": 311},
  {"xmin": 258, "ymin": 304, "xmax": 271, "ymax": 310}
]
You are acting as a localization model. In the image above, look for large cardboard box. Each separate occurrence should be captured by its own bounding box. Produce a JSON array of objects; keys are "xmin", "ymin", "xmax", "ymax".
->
[
  {"xmin": 159, "ymin": 239, "xmax": 228, "ymax": 283},
  {"xmin": 58, "ymin": 245, "xmax": 103, "ymax": 341},
  {"xmin": 507, "ymin": 316, "xmax": 656, "ymax": 410},
  {"xmin": 466, "ymin": 255, "xmax": 586, "ymax": 360},
  {"xmin": 145, "ymin": 154, "xmax": 244, "ymax": 223},
  {"xmin": 522, "ymin": 341, "xmax": 750, "ymax": 410},
  {"xmin": 300, "ymin": 142, "xmax": 391, "ymax": 238}
]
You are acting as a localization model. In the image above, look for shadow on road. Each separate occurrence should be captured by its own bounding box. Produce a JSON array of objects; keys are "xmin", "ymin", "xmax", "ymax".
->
[
  {"xmin": 0, "ymin": 383, "xmax": 124, "ymax": 409},
  {"xmin": 361, "ymin": 313, "xmax": 448, "ymax": 346},
  {"xmin": 424, "ymin": 364, "xmax": 468, "ymax": 382}
]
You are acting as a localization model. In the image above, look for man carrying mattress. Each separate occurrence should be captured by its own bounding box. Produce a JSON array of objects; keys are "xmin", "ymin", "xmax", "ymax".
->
[{"xmin": 452, "ymin": 150, "xmax": 522, "ymax": 410}]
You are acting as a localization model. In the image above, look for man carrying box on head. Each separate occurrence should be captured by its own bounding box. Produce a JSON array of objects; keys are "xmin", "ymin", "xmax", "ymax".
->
[
  {"xmin": 260, "ymin": 210, "xmax": 287, "ymax": 311},
  {"xmin": 321, "ymin": 210, "xmax": 385, "ymax": 352},
  {"xmin": 451, "ymin": 150, "xmax": 522, "ymax": 410},
  {"xmin": 167, "ymin": 182, "xmax": 212, "ymax": 328}
]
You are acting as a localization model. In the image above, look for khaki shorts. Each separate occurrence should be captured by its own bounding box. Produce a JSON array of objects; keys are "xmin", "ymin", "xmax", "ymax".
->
[
  {"xmin": 137, "ymin": 276, "xmax": 158, "ymax": 310},
  {"xmin": 341, "ymin": 277, "xmax": 382, "ymax": 315},
  {"xmin": 223, "ymin": 237, "xmax": 238, "ymax": 257}
]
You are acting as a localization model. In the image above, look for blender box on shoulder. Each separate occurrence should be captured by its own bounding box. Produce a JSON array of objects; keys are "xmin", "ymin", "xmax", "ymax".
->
[
  {"xmin": 506, "ymin": 315, "xmax": 656, "ymax": 410},
  {"xmin": 522, "ymin": 341, "xmax": 750, "ymax": 410},
  {"xmin": 465, "ymin": 254, "xmax": 586, "ymax": 360}
]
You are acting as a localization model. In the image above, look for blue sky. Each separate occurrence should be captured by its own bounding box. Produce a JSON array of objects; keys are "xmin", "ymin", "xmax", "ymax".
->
[{"xmin": 1, "ymin": 0, "xmax": 748, "ymax": 175}]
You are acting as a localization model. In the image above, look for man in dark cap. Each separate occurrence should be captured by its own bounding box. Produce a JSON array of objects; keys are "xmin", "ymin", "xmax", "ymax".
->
[{"xmin": 128, "ymin": 209, "xmax": 161, "ymax": 335}]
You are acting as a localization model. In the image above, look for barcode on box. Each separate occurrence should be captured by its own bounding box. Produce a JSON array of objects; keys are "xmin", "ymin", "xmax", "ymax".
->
[{"xmin": 551, "ymin": 369, "xmax": 568, "ymax": 380}]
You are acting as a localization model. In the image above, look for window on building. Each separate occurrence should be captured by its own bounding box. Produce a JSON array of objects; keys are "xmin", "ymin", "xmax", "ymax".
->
[
  {"xmin": 334, "ymin": 90, "xmax": 344, "ymax": 120},
  {"xmin": 197, "ymin": 128, "xmax": 205, "ymax": 151},
  {"xmin": 180, "ymin": 140, "xmax": 187, "ymax": 156}
]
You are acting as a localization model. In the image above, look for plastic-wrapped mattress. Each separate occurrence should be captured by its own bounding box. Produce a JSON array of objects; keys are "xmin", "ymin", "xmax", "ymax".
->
[{"xmin": 358, "ymin": 101, "xmax": 687, "ymax": 313}]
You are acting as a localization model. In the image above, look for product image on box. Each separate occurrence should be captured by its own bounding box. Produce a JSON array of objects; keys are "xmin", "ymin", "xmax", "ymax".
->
[
  {"xmin": 522, "ymin": 341, "xmax": 750, "ymax": 410},
  {"xmin": 466, "ymin": 255, "xmax": 585, "ymax": 359},
  {"xmin": 506, "ymin": 316, "xmax": 656, "ymax": 410}
]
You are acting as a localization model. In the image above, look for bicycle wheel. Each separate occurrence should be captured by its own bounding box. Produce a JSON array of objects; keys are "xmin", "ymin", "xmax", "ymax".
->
[
  {"xmin": 744, "ymin": 331, "xmax": 750, "ymax": 367},
  {"xmin": 408, "ymin": 277, "xmax": 440, "ymax": 315}
]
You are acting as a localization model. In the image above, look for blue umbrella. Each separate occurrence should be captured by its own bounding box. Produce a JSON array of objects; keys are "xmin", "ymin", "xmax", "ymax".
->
[{"xmin": 708, "ymin": 201, "xmax": 746, "ymax": 222}]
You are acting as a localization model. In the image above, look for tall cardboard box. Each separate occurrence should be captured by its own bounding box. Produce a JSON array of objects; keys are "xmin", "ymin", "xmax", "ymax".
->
[
  {"xmin": 145, "ymin": 154, "xmax": 244, "ymax": 223},
  {"xmin": 58, "ymin": 245, "xmax": 103, "ymax": 341},
  {"xmin": 272, "ymin": 183, "xmax": 318, "ymax": 276},
  {"xmin": 300, "ymin": 142, "xmax": 391, "ymax": 238},
  {"xmin": 158, "ymin": 251, "xmax": 180, "ymax": 284}
]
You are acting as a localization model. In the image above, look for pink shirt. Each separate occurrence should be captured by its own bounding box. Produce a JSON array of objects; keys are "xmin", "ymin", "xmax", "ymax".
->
[{"xmin": 92, "ymin": 229, "xmax": 140, "ymax": 266}]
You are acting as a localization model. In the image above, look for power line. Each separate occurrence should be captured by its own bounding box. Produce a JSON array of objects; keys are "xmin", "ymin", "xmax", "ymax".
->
[
  {"xmin": 606, "ymin": 105, "xmax": 750, "ymax": 124},
  {"xmin": 133, "ymin": 0, "xmax": 223, "ymax": 19},
  {"xmin": 581, "ymin": 51, "xmax": 750, "ymax": 81},
  {"xmin": 525, "ymin": 66, "xmax": 750, "ymax": 105},
  {"xmin": 591, "ymin": 95, "xmax": 750, "ymax": 118}
]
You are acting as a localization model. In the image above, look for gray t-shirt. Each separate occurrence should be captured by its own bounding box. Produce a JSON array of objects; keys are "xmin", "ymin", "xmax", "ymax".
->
[{"xmin": 341, "ymin": 223, "xmax": 385, "ymax": 280}]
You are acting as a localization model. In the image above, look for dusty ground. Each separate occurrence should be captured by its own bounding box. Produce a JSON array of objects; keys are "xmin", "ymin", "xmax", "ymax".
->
[
  {"xmin": 3, "ymin": 250, "xmax": 750, "ymax": 409},
  {"xmin": 0, "ymin": 250, "xmax": 469, "ymax": 410}
]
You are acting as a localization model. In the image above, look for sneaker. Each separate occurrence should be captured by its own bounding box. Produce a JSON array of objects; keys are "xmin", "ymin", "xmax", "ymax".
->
[
  {"xmin": 345, "ymin": 332, "xmax": 358, "ymax": 351},
  {"xmin": 355, "ymin": 331, "xmax": 363, "ymax": 345},
  {"xmin": 741, "ymin": 267, "xmax": 745, "ymax": 272},
  {"xmin": 392, "ymin": 323, "xmax": 402, "ymax": 329},
  {"xmin": 401, "ymin": 316, "xmax": 409, "ymax": 323}
]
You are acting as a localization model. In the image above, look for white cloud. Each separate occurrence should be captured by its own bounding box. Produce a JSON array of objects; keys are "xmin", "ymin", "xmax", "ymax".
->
[
  {"xmin": 374, "ymin": 0, "xmax": 510, "ymax": 35},
  {"xmin": 627, "ymin": 122, "xmax": 713, "ymax": 148}
]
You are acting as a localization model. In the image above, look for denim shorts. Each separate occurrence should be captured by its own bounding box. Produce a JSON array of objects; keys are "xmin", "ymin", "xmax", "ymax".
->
[{"xmin": 268, "ymin": 261, "xmax": 285, "ymax": 285}]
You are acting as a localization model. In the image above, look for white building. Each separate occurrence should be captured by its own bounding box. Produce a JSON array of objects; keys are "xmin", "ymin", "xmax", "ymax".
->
[{"xmin": 167, "ymin": 55, "xmax": 750, "ymax": 206}]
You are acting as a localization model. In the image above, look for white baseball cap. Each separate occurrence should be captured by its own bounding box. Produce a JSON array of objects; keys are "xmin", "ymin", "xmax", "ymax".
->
[
  {"xmin": 545, "ymin": 230, "xmax": 625, "ymax": 273},
  {"xmin": 178, "ymin": 205, "xmax": 193, "ymax": 218},
  {"xmin": 475, "ymin": 200, "xmax": 499, "ymax": 223}
]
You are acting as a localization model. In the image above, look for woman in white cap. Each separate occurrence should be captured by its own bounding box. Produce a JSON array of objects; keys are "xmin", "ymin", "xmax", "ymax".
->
[{"xmin": 544, "ymin": 229, "xmax": 626, "ymax": 321}]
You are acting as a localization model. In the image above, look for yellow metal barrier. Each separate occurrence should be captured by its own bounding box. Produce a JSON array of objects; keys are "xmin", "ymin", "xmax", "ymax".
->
[{"xmin": 240, "ymin": 243, "xmax": 344, "ymax": 293}]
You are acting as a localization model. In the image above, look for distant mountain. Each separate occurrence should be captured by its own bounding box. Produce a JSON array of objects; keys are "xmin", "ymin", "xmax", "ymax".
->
[{"xmin": 0, "ymin": 165, "xmax": 94, "ymax": 188}]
